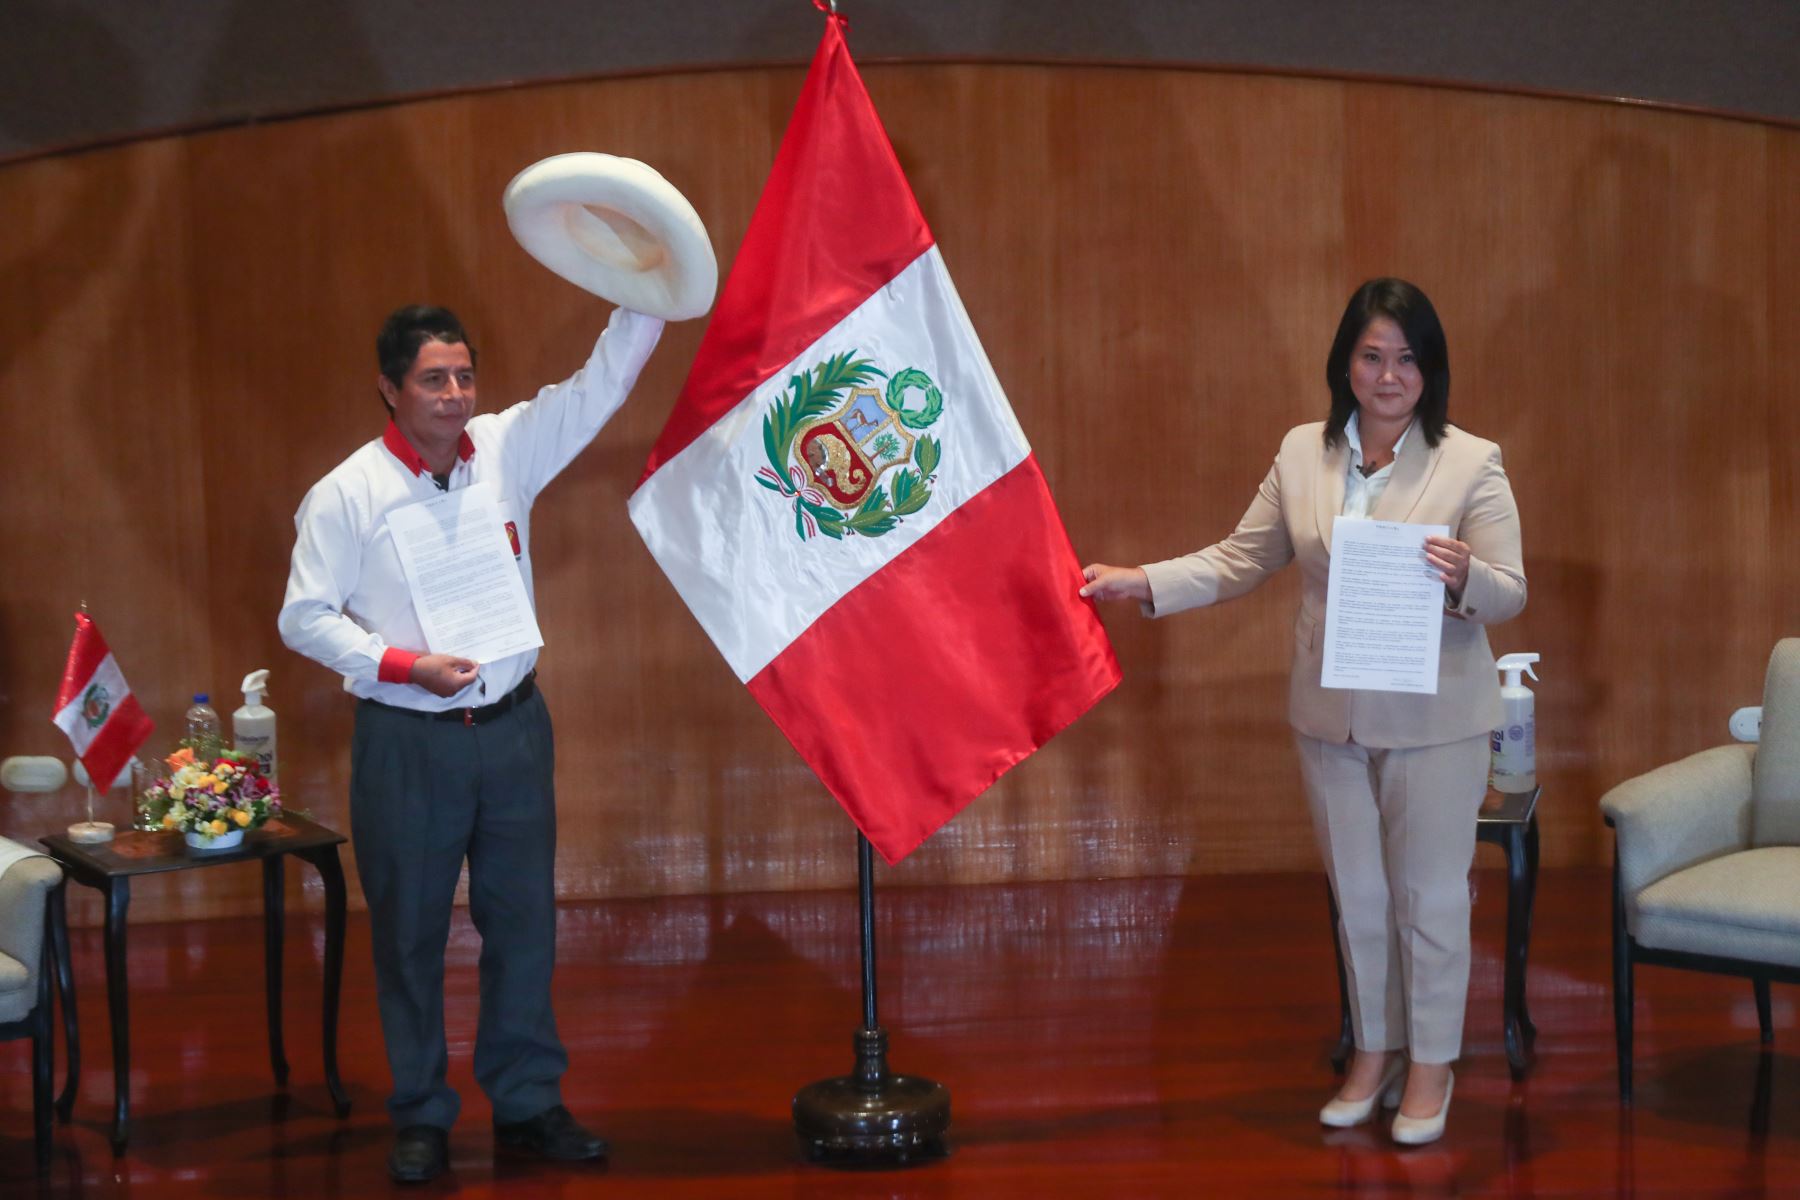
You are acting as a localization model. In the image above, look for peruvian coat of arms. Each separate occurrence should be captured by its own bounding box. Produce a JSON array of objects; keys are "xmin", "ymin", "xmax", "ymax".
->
[
  {"xmin": 81, "ymin": 681, "xmax": 111, "ymax": 729},
  {"xmin": 754, "ymin": 351, "xmax": 944, "ymax": 540}
]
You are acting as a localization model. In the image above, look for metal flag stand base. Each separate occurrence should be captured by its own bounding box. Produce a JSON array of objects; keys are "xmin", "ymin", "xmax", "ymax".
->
[
  {"xmin": 792, "ymin": 833, "xmax": 950, "ymax": 1165},
  {"xmin": 68, "ymin": 782, "xmax": 115, "ymax": 843}
]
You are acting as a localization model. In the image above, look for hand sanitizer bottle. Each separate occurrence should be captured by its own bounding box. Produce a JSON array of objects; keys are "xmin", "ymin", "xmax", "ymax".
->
[
  {"xmin": 233, "ymin": 669, "xmax": 278, "ymax": 782},
  {"xmin": 1491, "ymin": 652, "xmax": 1539, "ymax": 793}
]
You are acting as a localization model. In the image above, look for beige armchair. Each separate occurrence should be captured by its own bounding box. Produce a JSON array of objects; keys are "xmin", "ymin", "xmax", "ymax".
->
[
  {"xmin": 1602, "ymin": 638, "xmax": 1800, "ymax": 1101},
  {"xmin": 0, "ymin": 843, "xmax": 63, "ymax": 1168}
]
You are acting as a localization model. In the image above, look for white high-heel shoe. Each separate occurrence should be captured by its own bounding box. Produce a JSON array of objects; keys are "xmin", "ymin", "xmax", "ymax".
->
[
  {"xmin": 1319, "ymin": 1056, "xmax": 1407, "ymax": 1128},
  {"xmin": 1390, "ymin": 1070, "xmax": 1454, "ymax": 1145}
]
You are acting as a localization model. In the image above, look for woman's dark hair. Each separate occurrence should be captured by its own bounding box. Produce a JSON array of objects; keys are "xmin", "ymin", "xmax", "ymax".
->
[
  {"xmin": 376, "ymin": 305, "xmax": 477, "ymax": 409},
  {"xmin": 1322, "ymin": 278, "xmax": 1449, "ymax": 449}
]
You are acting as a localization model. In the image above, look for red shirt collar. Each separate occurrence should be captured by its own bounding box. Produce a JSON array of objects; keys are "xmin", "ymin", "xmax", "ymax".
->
[{"xmin": 382, "ymin": 420, "xmax": 475, "ymax": 477}]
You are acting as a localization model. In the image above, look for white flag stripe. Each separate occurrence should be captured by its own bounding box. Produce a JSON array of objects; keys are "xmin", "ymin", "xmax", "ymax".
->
[
  {"xmin": 51, "ymin": 651, "xmax": 129, "ymax": 755},
  {"xmin": 629, "ymin": 247, "xmax": 1031, "ymax": 682}
]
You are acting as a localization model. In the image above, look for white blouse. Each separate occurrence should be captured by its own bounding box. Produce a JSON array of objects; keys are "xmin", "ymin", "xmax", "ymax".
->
[{"xmin": 1341, "ymin": 411, "xmax": 1414, "ymax": 519}]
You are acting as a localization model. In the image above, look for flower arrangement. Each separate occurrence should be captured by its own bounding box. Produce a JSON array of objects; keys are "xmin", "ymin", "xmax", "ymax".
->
[{"xmin": 137, "ymin": 744, "xmax": 282, "ymax": 845}]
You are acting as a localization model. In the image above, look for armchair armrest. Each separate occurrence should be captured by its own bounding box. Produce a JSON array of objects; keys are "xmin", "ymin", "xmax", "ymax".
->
[
  {"xmin": 1601, "ymin": 743, "xmax": 1756, "ymax": 899},
  {"xmin": 0, "ymin": 856, "xmax": 63, "ymax": 995}
]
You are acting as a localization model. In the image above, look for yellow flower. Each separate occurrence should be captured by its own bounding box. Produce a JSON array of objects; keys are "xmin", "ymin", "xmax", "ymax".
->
[
  {"xmin": 210, "ymin": 819, "xmax": 228, "ymax": 835},
  {"xmin": 161, "ymin": 815, "xmax": 177, "ymax": 830},
  {"xmin": 213, "ymin": 780, "xmax": 230, "ymax": 794},
  {"xmin": 197, "ymin": 774, "xmax": 218, "ymax": 790},
  {"xmin": 232, "ymin": 810, "xmax": 251, "ymax": 827}
]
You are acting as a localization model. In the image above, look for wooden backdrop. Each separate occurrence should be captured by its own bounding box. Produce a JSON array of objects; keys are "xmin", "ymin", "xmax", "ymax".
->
[{"xmin": 1, "ymin": 64, "xmax": 1794, "ymax": 924}]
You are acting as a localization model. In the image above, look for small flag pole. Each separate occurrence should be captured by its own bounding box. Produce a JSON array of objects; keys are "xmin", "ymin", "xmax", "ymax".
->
[
  {"xmin": 792, "ymin": 832, "xmax": 949, "ymax": 1164},
  {"xmin": 66, "ymin": 600, "xmax": 118, "ymax": 843},
  {"xmin": 68, "ymin": 760, "xmax": 116, "ymax": 844}
]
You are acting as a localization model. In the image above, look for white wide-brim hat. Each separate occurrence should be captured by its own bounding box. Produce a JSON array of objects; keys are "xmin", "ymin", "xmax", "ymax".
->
[{"xmin": 502, "ymin": 152, "xmax": 717, "ymax": 321}]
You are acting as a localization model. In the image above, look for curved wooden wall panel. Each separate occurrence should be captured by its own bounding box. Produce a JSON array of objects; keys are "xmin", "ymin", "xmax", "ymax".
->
[{"xmin": 1, "ymin": 65, "xmax": 1793, "ymax": 924}]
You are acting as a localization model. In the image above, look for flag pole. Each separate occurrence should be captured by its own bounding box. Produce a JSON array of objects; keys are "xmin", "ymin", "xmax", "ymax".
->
[
  {"xmin": 792, "ymin": 832, "xmax": 950, "ymax": 1164},
  {"xmin": 67, "ymin": 603, "xmax": 118, "ymax": 843}
]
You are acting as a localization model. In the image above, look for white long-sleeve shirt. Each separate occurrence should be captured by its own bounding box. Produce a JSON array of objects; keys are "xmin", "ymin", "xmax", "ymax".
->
[{"xmin": 278, "ymin": 307, "xmax": 663, "ymax": 711}]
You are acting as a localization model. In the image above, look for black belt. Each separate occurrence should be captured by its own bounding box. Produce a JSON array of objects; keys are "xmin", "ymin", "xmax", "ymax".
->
[{"xmin": 365, "ymin": 671, "xmax": 536, "ymax": 727}]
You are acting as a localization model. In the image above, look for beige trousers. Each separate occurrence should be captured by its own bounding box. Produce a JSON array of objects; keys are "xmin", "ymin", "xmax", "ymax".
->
[{"xmin": 1294, "ymin": 731, "xmax": 1489, "ymax": 1065}]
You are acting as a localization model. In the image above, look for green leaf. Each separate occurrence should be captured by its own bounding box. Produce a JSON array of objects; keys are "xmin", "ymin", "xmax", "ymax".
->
[
  {"xmin": 914, "ymin": 436, "xmax": 941, "ymax": 478},
  {"xmin": 890, "ymin": 470, "xmax": 931, "ymax": 516},
  {"xmin": 846, "ymin": 510, "xmax": 898, "ymax": 536},
  {"xmin": 854, "ymin": 484, "xmax": 889, "ymax": 519},
  {"xmin": 800, "ymin": 498, "xmax": 846, "ymax": 540},
  {"xmin": 762, "ymin": 412, "xmax": 786, "ymax": 478}
]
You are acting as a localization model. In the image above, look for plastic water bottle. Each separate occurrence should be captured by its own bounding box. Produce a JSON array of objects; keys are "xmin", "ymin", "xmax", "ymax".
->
[{"xmin": 185, "ymin": 693, "xmax": 222, "ymax": 754}]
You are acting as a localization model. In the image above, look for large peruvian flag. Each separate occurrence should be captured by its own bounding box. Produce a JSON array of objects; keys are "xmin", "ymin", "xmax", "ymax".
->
[
  {"xmin": 51, "ymin": 611, "xmax": 154, "ymax": 791},
  {"xmin": 629, "ymin": 16, "xmax": 1120, "ymax": 862}
]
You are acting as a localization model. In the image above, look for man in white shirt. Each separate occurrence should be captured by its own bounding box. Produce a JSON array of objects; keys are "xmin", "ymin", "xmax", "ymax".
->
[{"xmin": 279, "ymin": 303, "xmax": 662, "ymax": 1183}]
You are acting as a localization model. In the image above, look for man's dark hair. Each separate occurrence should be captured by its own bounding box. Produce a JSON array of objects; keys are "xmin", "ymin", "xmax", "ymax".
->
[
  {"xmin": 376, "ymin": 305, "xmax": 476, "ymax": 411},
  {"xmin": 1322, "ymin": 278, "xmax": 1450, "ymax": 450}
]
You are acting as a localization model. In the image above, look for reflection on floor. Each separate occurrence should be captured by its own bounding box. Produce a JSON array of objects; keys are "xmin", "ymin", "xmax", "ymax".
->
[{"xmin": 3, "ymin": 867, "xmax": 1797, "ymax": 1197}]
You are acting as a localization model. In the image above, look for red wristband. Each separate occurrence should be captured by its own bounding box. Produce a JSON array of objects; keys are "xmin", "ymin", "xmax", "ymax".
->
[{"xmin": 378, "ymin": 647, "xmax": 421, "ymax": 684}]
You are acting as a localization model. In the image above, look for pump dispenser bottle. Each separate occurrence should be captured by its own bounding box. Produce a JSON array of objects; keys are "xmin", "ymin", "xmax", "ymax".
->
[
  {"xmin": 234, "ymin": 669, "xmax": 278, "ymax": 782},
  {"xmin": 1491, "ymin": 653, "xmax": 1539, "ymax": 793}
]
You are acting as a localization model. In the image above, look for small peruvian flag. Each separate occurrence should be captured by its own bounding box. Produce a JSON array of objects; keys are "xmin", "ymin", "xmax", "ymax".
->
[{"xmin": 51, "ymin": 612, "xmax": 154, "ymax": 791}]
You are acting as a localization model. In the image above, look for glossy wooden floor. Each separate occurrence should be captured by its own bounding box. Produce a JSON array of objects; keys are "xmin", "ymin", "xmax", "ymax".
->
[{"xmin": 3, "ymin": 867, "xmax": 1797, "ymax": 1197}]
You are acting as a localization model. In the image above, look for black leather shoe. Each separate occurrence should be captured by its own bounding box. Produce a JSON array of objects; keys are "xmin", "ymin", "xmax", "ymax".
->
[
  {"xmin": 388, "ymin": 1124, "xmax": 450, "ymax": 1183},
  {"xmin": 493, "ymin": 1104, "xmax": 609, "ymax": 1161}
]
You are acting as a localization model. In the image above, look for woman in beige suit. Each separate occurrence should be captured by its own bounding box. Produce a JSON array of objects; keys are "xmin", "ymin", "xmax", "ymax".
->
[{"xmin": 1081, "ymin": 278, "xmax": 1525, "ymax": 1145}]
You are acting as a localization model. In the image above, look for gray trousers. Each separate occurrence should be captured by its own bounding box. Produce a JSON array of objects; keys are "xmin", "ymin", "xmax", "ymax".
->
[
  {"xmin": 1295, "ymin": 731, "xmax": 1489, "ymax": 1065},
  {"xmin": 350, "ymin": 689, "xmax": 566, "ymax": 1128}
]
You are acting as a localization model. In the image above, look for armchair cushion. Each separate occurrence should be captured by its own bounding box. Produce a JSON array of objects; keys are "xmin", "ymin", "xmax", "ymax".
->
[
  {"xmin": 1632, "ymin": 846, "xmax": 1800, "ymax": 968},
  {"xmin": 0, "ymin": 853, "xmax": 61, "ymax": 1025},
  {"xmin": 1601, "ymin": 743, "xmax": 1755, "ymax": 899},
  {"xmin": 0, "ymin": 952, "xmax": 27, "ymax": 1021},
  {"xmin": 1752, "ymin": 638, "xmax": 1800, "ymax": 846}
]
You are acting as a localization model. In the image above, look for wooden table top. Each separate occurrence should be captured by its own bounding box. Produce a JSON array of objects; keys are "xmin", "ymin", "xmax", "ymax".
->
[
  {"xmin": 40, "ymin": 813, "xmax": 345, "ymax": 879},
  {"xmin": 1478, "ymin": 783, "xmax": 1541, "ymax": 826}
]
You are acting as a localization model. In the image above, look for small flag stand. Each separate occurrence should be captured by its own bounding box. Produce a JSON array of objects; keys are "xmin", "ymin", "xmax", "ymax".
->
[
  {"xmin": 792, "ymin": 833, "xmax": 949, "ymax": 1164},
  {"xmin": 67, "ymin": 759, "xmax": 116, "ymax": 844}
]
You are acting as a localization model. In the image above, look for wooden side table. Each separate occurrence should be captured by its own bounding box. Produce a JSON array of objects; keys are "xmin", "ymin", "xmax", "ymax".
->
[
  {"xmin": 40, "ymin": 814, "xmax": 351, "ymax": 1153},
  {"xmin": 1327, "ymin": 785, "xmax": 1541, "ymax": 1080}
]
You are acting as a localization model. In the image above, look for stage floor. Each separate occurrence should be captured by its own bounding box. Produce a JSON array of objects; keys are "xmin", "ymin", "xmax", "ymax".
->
[{"xmin": 3, "ymin": 866, "xmax": 1797, "ymax": 1197}]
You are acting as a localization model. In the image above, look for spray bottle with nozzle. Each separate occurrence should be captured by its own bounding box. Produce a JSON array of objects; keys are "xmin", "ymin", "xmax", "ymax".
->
[
  {"xmin": 233, "ymin": 669, "xmax": 278, "ymax": 783},
  {"xmin": 1490, "ymin": 652, "xmax": 1539, "ymax": 793}
]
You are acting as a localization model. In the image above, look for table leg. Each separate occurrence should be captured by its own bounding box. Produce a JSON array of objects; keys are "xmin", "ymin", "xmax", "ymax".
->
[
  {"xmin": 1522, "ymin": 815, "xmax": 1540, "ymax": 1047},
  {"xmin": 1326, "ymin": 882, "xmax": 1353, "ymax": 1074},
  {"xmin": 299, "ymin": 845, "xmax": 351, "ymax": 1117},
  {"xmin": 103, "ymin": 877, "xmax": 131, "ymax": 1154},
  {"xmin": 1501, "ymin": 820, "xmax": 1536, "ymax": 1079},
  {"xmin": 50, "ymin": 877, "xmax": 79, "ymax": 1122},
  {"xmin": 1751, "ymin": 1042, "xmax": 1773, "ymax": 1136},
  {"xmin": 263, "ymin": 856, "xmax": 290, "ymax": 1087}
]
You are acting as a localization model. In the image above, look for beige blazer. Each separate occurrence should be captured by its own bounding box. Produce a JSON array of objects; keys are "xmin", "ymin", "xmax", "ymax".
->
[{"xmin": 1142, "ymin": 421, "xmax": 1526, "ymax": 749}]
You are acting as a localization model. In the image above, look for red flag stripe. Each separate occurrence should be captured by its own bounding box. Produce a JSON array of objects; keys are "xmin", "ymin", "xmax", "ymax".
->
[
  {"xmin": 55, "ymin": 612, "xmax": 112, "ymax": 710},
  {"xmin": 636, "ymin": 19, "xmax": 933, "ymax": 487},
  {"xmin": 747, "ymin": 456, "xmax": 1121, "ymax": 863}
]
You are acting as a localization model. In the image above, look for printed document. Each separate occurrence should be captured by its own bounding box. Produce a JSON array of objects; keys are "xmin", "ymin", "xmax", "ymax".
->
[
  {"xmin": 1321, "ymin": 517, "xmax": 1448, "ymax": 694},
  {"xmin": 385, "ymin": 481, "xmax": 543, "ymax": 663}
]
